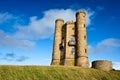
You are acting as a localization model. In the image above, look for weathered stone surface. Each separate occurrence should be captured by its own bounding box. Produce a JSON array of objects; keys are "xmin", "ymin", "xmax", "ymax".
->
[
  {"xmin": 51, "ymin": 11, "xmax": 113, "ymax": 70},
  {"xmin": 75, "ymin": 11, "xmax": 89, "ymax": 68},
  {"xmin": 51, "ymin": 11, "xmax": 89, "ymax": 68},
  {"xmin": 92, "ymin": 60, "xmax": 112, "ymax": 71},
  {"xmin": 51, "ymin": 19, "xmax": 64, "ymax": 65}
]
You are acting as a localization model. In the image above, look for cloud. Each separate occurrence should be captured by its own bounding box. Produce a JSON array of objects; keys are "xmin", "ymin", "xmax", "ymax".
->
[
  {"xmin": 84, "ymin": 9, "xmax": 95, "ymax": 26},
  {"xmin": 6, "ymin": 53, "xmax": 16, "ymax": 58},
  {"xmin": 0, "ymin": 30, "xmax": 35, "ymax": 49},
  {"xmin": 0, "ymin": 12, "xmax": 33, "ymax": 50},
  {"xmin": 16, "ymin": 56, "xmax": 29, "ymax": 62},
  {"xmin": 113, "ymin": 62, "xmax": 120, "ymax": 70},
  {"xmin": 97, "ymin": 38, "xmax": 120, "ymax": 47},
  {"xmin": 0, "ymin": 12, "xmax": 23, "ymax": 27},
  {"xmin": 0, "ymin": 12, "xmax": 14, "ymax": 24},
  {"xmin": 14, "ymin": 8, "xmax": 95, "ymax": 40},
  {"xmin": 0, "ymin": 8, "xmax": 95, "ymax": 49},
  {"xmin": 1, "ymin": 52, "xmax": 29, "ymax": 62},
  {"xmin": 2, "ymin": 53, "xmax": 16, "ymax": 61},
  {"xmin": 88, "ymin": 38, "xmax": 120, "ymax": 54}
]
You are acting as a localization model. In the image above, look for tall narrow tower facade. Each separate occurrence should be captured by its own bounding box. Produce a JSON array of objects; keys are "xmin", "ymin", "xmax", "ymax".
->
[
  {"xmin": 75, "ymin": 11, "xmax": 89, "ymax": 68},
  {"xmin": 51, "ymin": 19, "xmax": 64, "ymax": 65},
  {"xmin": 51, "ymin": 11, "xmax": 89, "ymax": 68}
]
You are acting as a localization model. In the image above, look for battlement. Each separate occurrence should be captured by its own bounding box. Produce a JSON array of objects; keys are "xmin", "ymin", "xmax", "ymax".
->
[{"xmin": 66, "ymin": 21, "xmax": 75, "ymax": 24}]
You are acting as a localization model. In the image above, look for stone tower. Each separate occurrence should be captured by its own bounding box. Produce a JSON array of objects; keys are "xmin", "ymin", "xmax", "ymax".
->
[
  {"xmin": 51, "ymin": 19, "xmax": 64, "ymax": 65},
  {"xmin": 51, "ymin": 11, "xmax": 89, "ymax": 68},
  {"xmin": 75, "ymin": 11, "xmax": 89, "ymax": 68}
]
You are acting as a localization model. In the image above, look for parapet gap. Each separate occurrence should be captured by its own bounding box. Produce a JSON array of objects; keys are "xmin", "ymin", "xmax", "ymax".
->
[{"xmin": 65, "ymin": 20, "xmax": 75, "ymax": 24}]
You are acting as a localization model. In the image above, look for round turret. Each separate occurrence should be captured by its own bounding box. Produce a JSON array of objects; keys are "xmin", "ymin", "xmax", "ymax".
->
[
  {"xmin": 51, "ymin": 18, "xmax": 64, "ymax": 65},
  {"xmin": 55, "ymin": 18, "xmax": 64, "ymax": 23},
  {"xmin": 75, "ymin": 11, "xmax": 89, "ymax": 68},
  {"xmin": 92, "ymin": 60, "xmax": 112, "ymax": 71},
  {"xmin": 76, "ymin": 10, "xmax": 86, "ymax": 18}
]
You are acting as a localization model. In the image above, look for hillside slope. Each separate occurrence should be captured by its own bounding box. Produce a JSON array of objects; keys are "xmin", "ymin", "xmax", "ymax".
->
[{"xmin": 0, "ymin": 66, "xmax": 120, "ymax": 80}]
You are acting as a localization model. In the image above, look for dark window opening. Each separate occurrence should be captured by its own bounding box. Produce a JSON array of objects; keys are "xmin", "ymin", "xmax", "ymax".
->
[
  {"xmin": 72, "ymin": 27, "xmax": 75, "ymax": 30},
  {"xmin": 59, "ymin": 43, "xmax": 64, "ymax": 50},
  {"xmin": 59, "ymin": 45, "xmax": 63, "ymax": 50},
  {"xmin": 84, "ymin": 35, "xmax": 86, "ymax": 40},
  {"xmin": 62, "ymin": 37, "xmax": 64, "ymax": 43},
  {"xmin": 85, "ymin": 49, "xmax": 87, "ymax": 53},
  {"xmin": 84, "ymin": 24, "xmax": 86, "ymax": 28}
]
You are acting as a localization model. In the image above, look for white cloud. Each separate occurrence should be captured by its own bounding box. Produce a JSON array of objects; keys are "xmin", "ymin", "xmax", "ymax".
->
[
  {"xmin": 98, "ymin": 38, "xmax": 120, "ymax": 47},
  {"xmin": 113, "ymin": 62, "xmax": 120, "ymax": 70},
  {"xmin": 84, "ymin": 9, "xmax": 95, "ymax": 26},
  {"xmin": 0, "ymin": 30, "xmax": 35, "ymax": 49},
  {"xmin": 0, "ymin": 12, "xmax": 13, "ymax": 24},
  {"xmin": 0, "ymin": 8, "xmax": 95, "ymax": 49},
  {"xmin": 88, "ymin": 38, "xmax": 120, "ymax": 54},
  {"xmin": 0, "ymin": 12, "xmax": 21, "ymax": 24},
  {"xmin": 14, "ymin": 9, "xmax": 95, "ymax": 40}
]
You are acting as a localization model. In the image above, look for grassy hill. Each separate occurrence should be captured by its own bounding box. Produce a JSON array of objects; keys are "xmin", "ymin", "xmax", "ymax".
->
[{"xmin": 0, "ymin": 65, "xmax": 120, "ymax": 80}]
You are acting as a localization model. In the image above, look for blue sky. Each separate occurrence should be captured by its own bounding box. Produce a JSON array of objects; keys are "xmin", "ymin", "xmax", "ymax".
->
[{"xmin": 0, "ymin": 0, "xmax": 120, "ymax": 70}]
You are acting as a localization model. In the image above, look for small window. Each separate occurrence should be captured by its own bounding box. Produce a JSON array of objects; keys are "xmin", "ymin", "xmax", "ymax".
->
[
  {"xmin": 83, "ymin": 15, "xmax": 85, "ymax": 17},
  {"xmin": 59, "ymin": 43, "xmax": 63, "ymax": 50},
  {"xmin": 71, "ymin": 48, "xmax": 75, "ymax": 54},
  {"xmin": 84, "ymin": 35, "xmax": 86, "ymax": 40},
  {"xmin": 62, "ymin": 37, "xmax": 64, "ymax": 42},
  {"xmin": 85, "ymin": 49, "xmax": 87, "ymax": 53},
  {"xmin": 84, "ymin": 24, "xmax": 86, "ymax": 28},
  {"xmin": 72, "ymin": 27, "xmax": 75, "ymax": 30},
  {"xmin": 70, "ymin": 36, "xmax": 75, "ymax": 41}
]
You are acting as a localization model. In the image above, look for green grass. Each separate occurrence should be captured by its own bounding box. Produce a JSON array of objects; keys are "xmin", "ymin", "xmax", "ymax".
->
[{"xmin": 0, "ymin": 65, "xmax": 120, "ymax": 80}]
